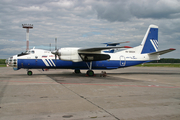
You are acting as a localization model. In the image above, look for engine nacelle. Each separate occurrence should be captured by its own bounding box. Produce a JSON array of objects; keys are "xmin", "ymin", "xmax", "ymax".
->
[{"xmin": 59, "ymin": 48, "xmax": 82, "ymax": 62}]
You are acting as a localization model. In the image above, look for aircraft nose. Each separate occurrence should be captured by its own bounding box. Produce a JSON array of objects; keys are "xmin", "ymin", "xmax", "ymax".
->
[
  {"xmin": 5, "ymin": 57, "xmax": 12, "ymax": 66},
  {"xmin": 6, "ymin": 56, "xmax": 17, "ymax": 67}
]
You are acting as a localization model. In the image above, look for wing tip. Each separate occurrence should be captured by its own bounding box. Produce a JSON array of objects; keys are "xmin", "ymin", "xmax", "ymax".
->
[
  {"xmin": 124, "ymin": 46, "xmax": 132, "ymax": 48},
  {"xmin": 169, "ymin": 48, "xmax": 176, "ymax": 50}
]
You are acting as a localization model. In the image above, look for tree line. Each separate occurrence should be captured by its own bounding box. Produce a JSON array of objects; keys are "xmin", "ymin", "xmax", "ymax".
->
[
  {"xmin": 150, "ymin": 58, "xmax": 180, "ymax": 63},
  {"xmin": 0, "ymin": 59, "xmax": 6, "ymax": 64}
]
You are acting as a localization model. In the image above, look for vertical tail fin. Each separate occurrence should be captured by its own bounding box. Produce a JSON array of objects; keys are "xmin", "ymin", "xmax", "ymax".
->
[{"xmin": 141, "ymin": 25, "xmax": 158, "ymax": 54}]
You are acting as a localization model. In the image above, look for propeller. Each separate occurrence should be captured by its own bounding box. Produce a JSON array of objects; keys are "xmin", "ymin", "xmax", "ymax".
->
[
  {"xmin": 49, "ymin": 43, "xmax": 51, "ymax": 52},
  {"xmin": 51, "ymin": 38, "xmax": 61, "ymax": 62},
  {"xmin": 55, "ymin": 37, "xmax": 57, "ymax": 50}
]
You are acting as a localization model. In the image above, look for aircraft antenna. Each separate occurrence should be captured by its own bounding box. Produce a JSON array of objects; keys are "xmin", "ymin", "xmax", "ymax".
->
[{"xmin": 22, "ymin": 24, "xmax": 33, "ymax": 51}]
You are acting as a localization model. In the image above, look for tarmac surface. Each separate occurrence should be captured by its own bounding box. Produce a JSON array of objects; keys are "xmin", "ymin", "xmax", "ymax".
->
[{"xmin": 0, "ymin": 67, "xmax": 180, "ymax": 120}]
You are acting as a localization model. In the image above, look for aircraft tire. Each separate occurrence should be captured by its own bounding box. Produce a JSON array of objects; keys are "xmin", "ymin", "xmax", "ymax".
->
[
  {"xmin": 27, "ymin": 71, "xmax": 33, "ymax": 76},
  {"xmin": 74, "ymin": 69, "xmax": 81, "ymax": 74},
  {"xmin": 86, "ymin": 70, "xmax": 94, "ymax": 77}
]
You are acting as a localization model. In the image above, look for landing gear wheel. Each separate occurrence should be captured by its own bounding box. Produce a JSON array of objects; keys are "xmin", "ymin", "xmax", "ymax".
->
[
  {"xmin": 86, "ymin": 70, "xmax": 94, "ymax": 77},
  {"xmin": 74, "ymin": 69, "xmax": 81, "ymax": 74},
  {"xmin": 27, "ymin": 71, "xmax": 33, "ymax": 76}
]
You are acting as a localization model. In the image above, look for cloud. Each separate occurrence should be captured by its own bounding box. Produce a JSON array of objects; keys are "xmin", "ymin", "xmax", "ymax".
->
[
  {"xmin": 92, "ymin": 0, "xmax": 180, "ymax": 22},
  {"xmin": 130, "ymin": 0, "xmax": 180, "ymax": 19},
  {"xmin": 0, "ymin": 0, "xmax": 180, "ymax": 59},
  {"xmin": 93, "ymin": 0, "xmax": 132, "ymax": 22}
]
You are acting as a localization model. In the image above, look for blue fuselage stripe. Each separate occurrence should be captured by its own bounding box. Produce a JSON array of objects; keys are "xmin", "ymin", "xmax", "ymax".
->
[{"xmin": 17, "ymin": 59, "xmax": 147, "ymax": 70}]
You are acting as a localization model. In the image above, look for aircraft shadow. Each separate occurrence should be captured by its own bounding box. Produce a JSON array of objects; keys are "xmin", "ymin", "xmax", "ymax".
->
[
  {"xmin": 46, "ymin": 72, "xmax": 140, "ymax": 84},
  {"xmin": 9, "ymin": 71, "xmax": 179, "ymax": 84},
  {"xmin": 108, "ymin": 72, "xmax": 180, "ymax": 75}
]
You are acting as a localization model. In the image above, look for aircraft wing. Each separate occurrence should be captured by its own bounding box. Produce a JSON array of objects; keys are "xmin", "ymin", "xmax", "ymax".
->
[
  {"xmin": 149, "ymin": 48, "xmax": 176, "ymax": 55},
  {"xmin": 78, "ymin": 46, "xmax": 132, "ymax": 52},
  {"xmin": 78, "ymin": 46, "xmax": 131, "ymax": 62}
]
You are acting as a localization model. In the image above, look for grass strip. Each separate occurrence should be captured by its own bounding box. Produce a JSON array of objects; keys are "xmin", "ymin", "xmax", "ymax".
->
[
  {"xmin": 136, "ymin": 63, "xmax": 180, "ymax": 67},
  {"xmin": 0, "ymin": 64, "xmax": 6, "ymax": 67}
]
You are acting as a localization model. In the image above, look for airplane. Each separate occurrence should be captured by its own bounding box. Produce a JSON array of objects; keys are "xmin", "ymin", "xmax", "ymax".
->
[{"xmin": 5, "ymin": 24, "xmax": 176, "ymax": 76}]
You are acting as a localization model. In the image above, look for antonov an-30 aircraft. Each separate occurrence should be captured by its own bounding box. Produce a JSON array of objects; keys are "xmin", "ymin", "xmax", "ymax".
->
[{"xmin": 6, "ymin": 25, "xmax": 175, "ymax": 76}]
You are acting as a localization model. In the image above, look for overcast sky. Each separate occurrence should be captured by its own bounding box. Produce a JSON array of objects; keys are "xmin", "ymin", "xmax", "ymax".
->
[{"xmin": 0, "ymin": 0, "xmax": 180, "ymax": 59}]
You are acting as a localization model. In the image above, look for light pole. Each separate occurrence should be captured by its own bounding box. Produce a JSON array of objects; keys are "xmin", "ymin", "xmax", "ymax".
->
[{"xmin": 22, "ymin": 24, "xmax": 33, "ymax": 51}]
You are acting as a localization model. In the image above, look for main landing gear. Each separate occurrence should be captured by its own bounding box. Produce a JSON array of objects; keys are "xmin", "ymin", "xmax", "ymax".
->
[
  {"xmin": 74, "ymin": 62, "xmax": 95, "ymax": 77},
  {"xmin": 27, "ymin": 70, "xmax": 33, "ymax": 76},
  {"xmin": 74, "ymin": 69, "xmax": 81, "ymax": 74},
  {"xmin": 86, "ymin": 70, "xmax": 94, "ymax": 77},
  {"xmin": 74, "ymin": 69, "xmax": 94, "ymax": 76},
  {"xmin": 86, "ymin": 61, "xmax": 95, "ymax": 77}
]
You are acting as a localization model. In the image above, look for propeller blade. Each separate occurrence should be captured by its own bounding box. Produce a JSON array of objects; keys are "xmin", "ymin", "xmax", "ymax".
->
[
  {"xmin": 49, "ymin": 43, "xmax": 51, "ymax": 51},
  {"xmin": 55, "ymin": 54, "xmax": 57, "ymax": 63},
  {"xmin": 55, "ymin": 38, "xmax": 57, "ymax": 50},
  {"xmin": 52, "ymin": 38, "xmax": 61, "ymax": 63},
  {"xmin": 51, "ymin": 49, "xmax": 60, "ymax": 63}
]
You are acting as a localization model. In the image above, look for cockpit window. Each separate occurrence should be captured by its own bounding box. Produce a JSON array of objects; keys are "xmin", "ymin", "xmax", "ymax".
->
[
  {"xmin": 17, "ymin": 50, "xmax": 35, "ymax": 57},
  {"xmin": 18, "ymin": 52, "xmax": 29, "ymax": 57},
  {"xmin": 31, "ymin": 50, "xmax": 35, "ymax": 54}
]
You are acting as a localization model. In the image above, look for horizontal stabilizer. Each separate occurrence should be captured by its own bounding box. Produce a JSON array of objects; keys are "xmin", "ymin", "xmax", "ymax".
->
[
  {"xmin": 78, "ymin": 46, "xmax": 132, "ymax": 52},
  {"xmin": 149, "ymin": 48, "xmax": 176, "ymax": 55}
]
